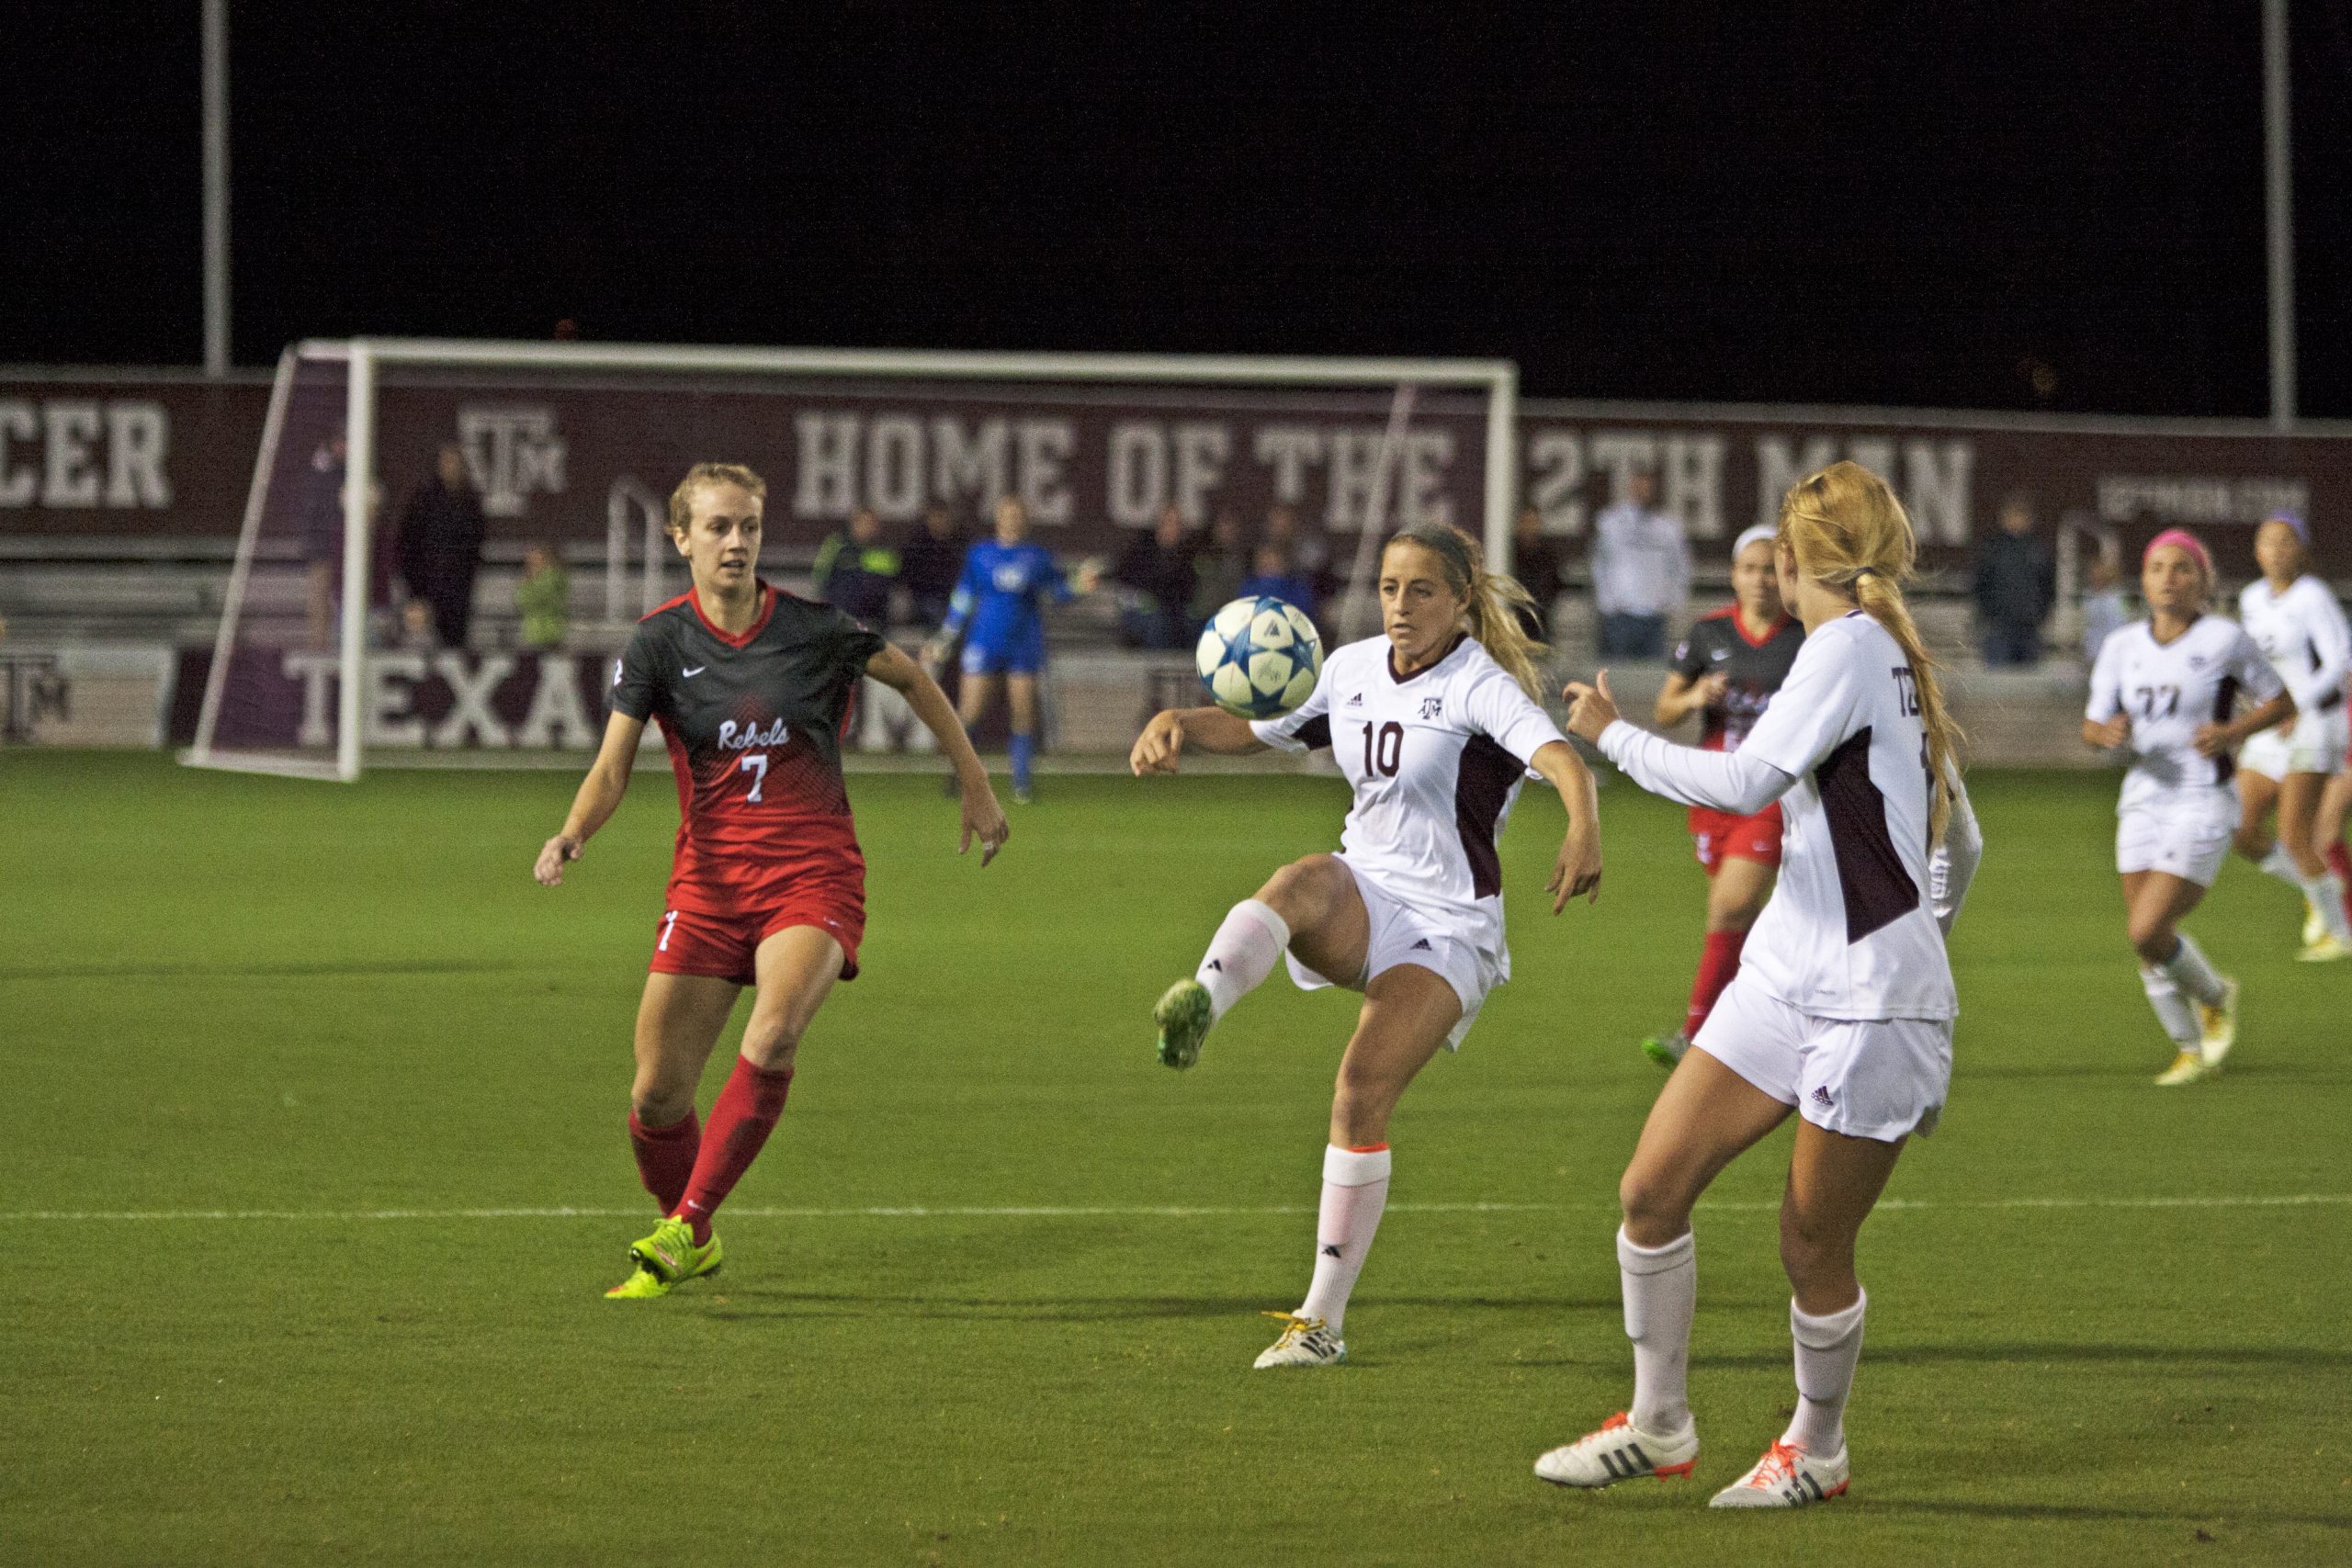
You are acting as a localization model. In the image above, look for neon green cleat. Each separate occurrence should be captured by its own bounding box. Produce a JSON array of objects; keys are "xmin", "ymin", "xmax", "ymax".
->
[
  {"xmin": 1153, "ymin": 978, "xmax": 1213, "ymax": 1071},
  {"xmin": 1639, "ymin": 1031, "xmax": 1690, "ymax": 1071},
  {"xmin": 604, "ymin": 1214, "xmax": 723, "ymax": 1299}
]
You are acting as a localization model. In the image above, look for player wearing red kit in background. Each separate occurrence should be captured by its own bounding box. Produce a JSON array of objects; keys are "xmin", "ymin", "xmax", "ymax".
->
[
  {"xmin": 535, "ymin": 462, "xmax": 1009, "ymax": 1299},
  {"xmin": 1639, "ymin": 524, "xmax": 1804, "ymax": 1069}
]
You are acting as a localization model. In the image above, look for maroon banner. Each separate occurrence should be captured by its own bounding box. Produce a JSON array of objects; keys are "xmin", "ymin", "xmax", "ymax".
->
[
  {"xmin": 175, "ymin": 647, "xmax": 614, "ymax": 751},
  {"xmin": 10, "ymin": 370, "xmax": 2351, "ymax": 576}
]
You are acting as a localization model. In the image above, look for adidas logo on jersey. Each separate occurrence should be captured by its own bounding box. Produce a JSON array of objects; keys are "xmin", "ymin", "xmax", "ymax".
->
[
  {"xmin": 1409, "ymin": 937, "xmax": 1433, "ymax": 952},
  {"xmin": 717, "ymin": 717, "xmax": 791, "ymax": 750},
  {"xmin": 1347, "ymin": 693, "xmax": 1365, "ymax": 707}
]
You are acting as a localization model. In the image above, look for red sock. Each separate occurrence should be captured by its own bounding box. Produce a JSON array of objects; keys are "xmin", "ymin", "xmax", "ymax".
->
[
  {"xmin": 1683, "ymin": 929, "xmax": 1747, "ymax": 1038},
  {"xmin": 628, "ymin": 1109, "xmax": 700, "ymax": 1213},
  {"xmin": 675, "ymin": 1057, "xmax": 795, "ymax": 1244}
]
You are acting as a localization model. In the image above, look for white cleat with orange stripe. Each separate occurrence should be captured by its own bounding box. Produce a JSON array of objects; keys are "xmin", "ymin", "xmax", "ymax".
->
[
  {"xmin": 1532, "ymin": 1411, "xmax": 1698, "ymax": 1488},
  {"xmin": 1708, "ymin": 1438, "xmax": 1849, "ymax": 1507}
]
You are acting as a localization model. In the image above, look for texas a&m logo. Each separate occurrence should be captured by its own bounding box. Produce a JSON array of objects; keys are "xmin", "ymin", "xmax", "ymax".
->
[{"xmin": 458, "ymin": 405, "xmax": 566, "ymax": 518}]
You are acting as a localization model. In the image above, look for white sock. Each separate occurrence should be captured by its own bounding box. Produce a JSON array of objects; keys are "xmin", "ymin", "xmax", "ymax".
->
[
  {"xmin": 2303, "ymin": 874, "xmax": 2352, "ymax": 944},
  {"xmin": 1783, "ymin": 1290, "xmax": 1867, "ymax": 1456},
  {"xmin": 2257, "ymin": 842, "xmax": 2302, "ymax": 889},
  {"xmin": 1297, "ymin": 1144, "xmax": 1390, "ymax": 1336},
  {"xmin": 1618, "ymin": 1226, "xmax": 1697, "ymax": 1436},
  {"xmin": 1196, "ymin": 898, "xmax": 1290, "ymax": 1021},
  {"xmin": 2160, "ymin": 932, "xmax": 2226, "ymax": 1007},
  {"xmin": 2139, "ymin": 964, "xmax": 2200, "ymax": 1046}
]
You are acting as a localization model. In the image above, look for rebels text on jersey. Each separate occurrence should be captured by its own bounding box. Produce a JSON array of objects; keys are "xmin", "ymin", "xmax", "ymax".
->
[
  {"xmin": 612, "ymin": 583, "xmax": 886, "ymax": 915},
  {"xmin": 1669, "ymin": 608, "xmax": 1804, "ymax": 752},
  {"xmin": 2086, "ymin": 615, "xmax": 2282, "ymax": 802},
  {"xmin": 1249, "ymin": 635, "xmax": 1568, "ymax": 966}
]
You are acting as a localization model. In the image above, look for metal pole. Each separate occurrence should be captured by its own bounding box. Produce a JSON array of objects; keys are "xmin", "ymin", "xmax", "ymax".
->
[
  {"xmin": 201, "ymin": 0, "xmax": 230, "ymax": 377},
  {"xmin": 1483, "ymin": 366, "xmax": 1518, "ymax": 576},
  {"xmin": 339, "ymin": 345, "xmax": 375, "ymax": 781},
  {"xmin": 2264, "ymin": 0, "xmax": 2295, "ymax": 430}
]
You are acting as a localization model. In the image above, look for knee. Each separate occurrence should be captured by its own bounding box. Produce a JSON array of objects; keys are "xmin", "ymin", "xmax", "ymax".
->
[
  {"xmin": 1258, "ymin": 855, "xmax": 1334, "ymax": 923},
  {"xmin": 2127, "ymin": 918, "xmax": 2176, "ymax": 966},
  {"xmin": 739, "ymin": 1012, "xmax": 804, "ymax": 1073},
  {"xmin": 2233, "ymin": 825, "xmax": 2269, "ymax": 859},
  {"xmin": 629, "ymin": 1073, "xmax": 696, "ymax": 1126},
  {"xmin": 1618, "ymin": 1165, "xmax": 1691, "ymax": 1244}
]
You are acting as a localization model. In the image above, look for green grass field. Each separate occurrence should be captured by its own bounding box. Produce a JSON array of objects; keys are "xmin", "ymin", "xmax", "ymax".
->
[{"xmin": 4, "ymin": 751, "xmax": 2348, "ymax": 1566}]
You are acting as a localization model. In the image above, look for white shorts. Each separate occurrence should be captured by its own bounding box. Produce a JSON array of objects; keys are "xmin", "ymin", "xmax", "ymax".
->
[
  {"xmin": 1693, "ymin": 973, "xmax": 1952, "ymax": 1143},
  {"xmin": 2239, "ymin": 704, "xmax": 2350, "ymax": 780},
  {"xmin": 1285, "ymin": 857, "xmax": 1500, "ymax": 1050},
  {"xmin": 2115, "ymin": 787, "xmax": 2239, "ymax": 886}
]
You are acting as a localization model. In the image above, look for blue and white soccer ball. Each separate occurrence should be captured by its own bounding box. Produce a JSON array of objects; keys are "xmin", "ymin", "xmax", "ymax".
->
[{"xmin": 1195, "ymin": 595, "xmax": 1324, "ymax": 719}]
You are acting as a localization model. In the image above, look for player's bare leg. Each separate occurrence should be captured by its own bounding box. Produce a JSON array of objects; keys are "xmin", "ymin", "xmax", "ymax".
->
[
  {"xmin": 1158, "ymin": 853, "xmax": 1369, "ymax": 1069},
  {"xmin": 1706, "ymin": 1121, "xmax": 1902, "ymax": 1508},
  {"xmin": 2122, "ymin": 869, "xmax": 2235, "ymax": 1080},
  {"xmin": 1006, "ymin": 674, "xmax": 1042, "ymax": 802},
  {"xmin": 1647, "ymin": 855, "xmax": 1773, "ymax": 1068},
  {"xmin": 1538, "ymin": 1049, "xmax": 1787, "ymax": 1485},
  {"xmin": 1259, "ymin": 964, "xmax": 1457, "ymax": 1369}
]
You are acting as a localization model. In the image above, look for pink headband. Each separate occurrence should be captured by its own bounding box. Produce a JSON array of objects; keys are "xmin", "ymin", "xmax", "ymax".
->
[{"xmin": 2143, "ymin": 528, "xmax": 2212, "ymax": 578}]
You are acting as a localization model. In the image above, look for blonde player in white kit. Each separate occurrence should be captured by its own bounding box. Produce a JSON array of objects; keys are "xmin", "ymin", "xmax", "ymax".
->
[
  {"xmin": 1130, "ymin": 523, "xmax": 1603, "ymax": 1370},
  {"xmin": 1543, "ymin": 461, "xmax": 1983, "ymax": 1509},
  {"xmin": 2086, "ymin": 530, "xmax": 2296, "ymax": 1083},
  {"xmin": 2229, "ymin": 512, "xmax": 2352, "ymax": 960}
]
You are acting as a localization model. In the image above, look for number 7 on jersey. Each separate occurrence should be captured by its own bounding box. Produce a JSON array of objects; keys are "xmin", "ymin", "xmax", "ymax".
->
[{"xmin": 738, "ymin": 752, "xmax": 768, "ymax": 802}]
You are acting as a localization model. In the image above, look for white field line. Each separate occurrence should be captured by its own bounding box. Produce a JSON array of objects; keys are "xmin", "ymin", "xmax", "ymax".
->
[{"xmin": 2, "ymin": 1194, "xmax": 2347, "ymax": 1224}]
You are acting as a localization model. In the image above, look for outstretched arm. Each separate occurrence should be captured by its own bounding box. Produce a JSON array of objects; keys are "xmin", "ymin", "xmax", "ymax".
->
[
  {"xmin": 1130, "ymin": 705, "xmax": 1267, "ymax": 774},
  {"xmin": 1565, "ymin": 671, "xmax": 1792, "ymax": 816},
  {"xmin": 867, "ymin": 643, "xmax": 1009, "ymax": 865},
  {"xmin": 536, "ymin": 711, "xmax": 645, "ymax": 885}
]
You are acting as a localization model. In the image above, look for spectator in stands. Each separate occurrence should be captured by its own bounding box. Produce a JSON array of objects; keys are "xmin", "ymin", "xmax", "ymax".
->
[
  {"xmin": 1238, "ymin": 543, "xmax": 1317, "ymax": 621},
  {"xmin": 397, "ymin": 444, "xmax": 489, "ymax": 649},
  {"xmin": 1972, "ymin": 490, "xmax": 2054, "ymax": 667},
  {"xmin": 1510, "ymin": 502, "xmax": 1566, "ymax": 639},
  {"xmin": 900, "ymin": 503, "xmax": 967, "ymax": 630},
  {"xmin": 813, "ymin": 506, "xmax": 899, "ymax": 626},
  {"xmin": 1115, "ymin": 504, "xmax": 1200, "ymax": 649},
  {"xmin": 1590, "ymin": 463, "xmax": 1690, "ymax": 659},
  {"xmin": 515, "ymin": 543, "xmax": 571, "ymax": 651},
  {"xmin": 1266, "ymin": 503, "xmax": 1334, "ymax": 606},
  {"xmin": 1190, "ymin": 509, "xmax": 1250, "ymax": 622},
  {"xmin": 2079, "ymin": 544, "xmax": 2131, "ymax": 666}
]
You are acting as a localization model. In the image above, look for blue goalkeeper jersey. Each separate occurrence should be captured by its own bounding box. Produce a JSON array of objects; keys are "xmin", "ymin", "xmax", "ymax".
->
[{"xmin": 944, "ymin": 541, "xmax": 1073, "ymax": 646}]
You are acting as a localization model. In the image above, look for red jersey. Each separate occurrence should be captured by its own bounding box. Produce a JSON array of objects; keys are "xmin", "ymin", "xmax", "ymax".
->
[
  {"xmin": 611, "ymin": 582, "xmax": 886, "ymax": 916},
  {"xmin": 1668, "ymin": 606, "xmax": 1804, "ymax": 752}
]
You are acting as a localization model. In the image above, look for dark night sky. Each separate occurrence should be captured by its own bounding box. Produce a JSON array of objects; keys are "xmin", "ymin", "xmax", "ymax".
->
[{"xmin": 10, "ymin": 2, "xmax": 2350, "ymax": 417}]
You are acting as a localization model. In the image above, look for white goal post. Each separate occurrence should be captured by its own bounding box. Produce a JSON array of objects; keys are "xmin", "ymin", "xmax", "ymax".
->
[{"xmin": 188, "ymin": 338, "xmax": 1517, "ymax": 781}]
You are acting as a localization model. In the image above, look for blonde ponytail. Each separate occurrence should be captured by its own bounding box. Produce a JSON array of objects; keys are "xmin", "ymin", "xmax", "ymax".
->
[
  {"xmin": 1778, "ymin": 461, "xmax": 1966, "ymax": 845},
  {"xmin": 1386, "ymin": 523, "xmax": 1549, "ymax": 702}
]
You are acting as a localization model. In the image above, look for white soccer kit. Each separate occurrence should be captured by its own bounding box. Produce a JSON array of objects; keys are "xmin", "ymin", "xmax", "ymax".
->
[
  {"xmin": 2086, "ymin": 616, "xmax": 2282, "ymax": 886},
  {"xmin": 1251, "ymin": 634, "xmax": 1570, "ymax": 1044},
  {"xmin": 2237, "ymin": 575, "xmax": 2351, "ymax": 778},
  {"xmin": 1600, "ymin": 612, "xmax": 1981, "ymax": 1140}
]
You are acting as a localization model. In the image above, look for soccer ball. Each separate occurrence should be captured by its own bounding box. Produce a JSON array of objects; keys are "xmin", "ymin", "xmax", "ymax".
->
[{"xmin": 1196, "ymin": 596, "xmax": 1323, "ymax": 719}]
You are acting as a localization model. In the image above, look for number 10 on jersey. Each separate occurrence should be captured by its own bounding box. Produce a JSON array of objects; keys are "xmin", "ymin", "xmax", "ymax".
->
[{"xmin": 1362, "ymin": 721, "xmax": 1402, "ymax": 778}]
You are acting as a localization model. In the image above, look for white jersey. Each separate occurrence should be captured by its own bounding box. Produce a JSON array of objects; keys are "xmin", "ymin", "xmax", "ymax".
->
[
  {"xmin": 2238, "ymin": 575, "xmax": 2351, "ymax": 717},
  {"xmin": 1729, "ymin": 612, "xmax": 1956, "ymax": 1021},
  {"xmin": 1251, "ymin": 635, "xmax": 1568, "ymax": 969},
  {"xmin": 2086, "ymin": 615, "xmax": 2281, "ymax": 807}
]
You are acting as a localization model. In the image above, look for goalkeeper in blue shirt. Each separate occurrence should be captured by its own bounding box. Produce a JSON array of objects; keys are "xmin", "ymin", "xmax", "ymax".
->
[{"xmin": 924, "ymin": 495, "xmax": 1100, "ymax": 802}]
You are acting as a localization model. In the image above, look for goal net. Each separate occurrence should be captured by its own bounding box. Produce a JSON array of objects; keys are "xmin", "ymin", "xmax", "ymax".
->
[{"xmin": 186, "ymin": 340, "xmax": 1516, "ymax": 779}]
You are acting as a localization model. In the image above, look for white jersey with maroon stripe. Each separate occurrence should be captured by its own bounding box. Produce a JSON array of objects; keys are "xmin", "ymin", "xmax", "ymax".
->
[
  {"xmin": 1251, "ymin": 634, "xmax": 1568, "ymax": 974},
  {"xmin": 2238, "ymin": 574, "xmax": 2351, "ymax": 716},
  {"xmin": 2086, "ymin": 615, "xmax": 2282, "ymax": 807},
  {"xmin": 1734, "ymin": 612, "xmax": 1957, "ymax": 1021}
]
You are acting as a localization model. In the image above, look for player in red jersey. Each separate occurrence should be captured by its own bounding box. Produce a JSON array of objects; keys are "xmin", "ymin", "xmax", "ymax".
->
[
  {"xmin": 534, "ymin": 462, "xmax": 1009, "ymax": 1299},
  {"xmin": 1638, "ymin": 524, "xmax": 1804, "ymax": 1068}
]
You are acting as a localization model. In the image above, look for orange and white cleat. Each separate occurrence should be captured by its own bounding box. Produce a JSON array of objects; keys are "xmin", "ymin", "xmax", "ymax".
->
[
  {"xmin": 1533, "ymin": 1411, "xmax": 1698, "ymax": 1488},
  {"xmin": 1708, "ymin": 1438, "xmax": 1849, "ymax": 1507}
]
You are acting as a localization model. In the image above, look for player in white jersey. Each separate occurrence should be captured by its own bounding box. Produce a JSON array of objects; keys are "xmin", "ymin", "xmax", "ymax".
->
[
  {"xmin": 1539, "ymin": 462, "xmax": 1983, "ymax": 1509},
  {"xmin": 2228, "ymin": 512, "xmax": 2352, "ymax": 960},
  {"xmin": 2086, "ymin": 530, "xmax": 2296, "ymax": 1084},
  {"xmin": 1130, "ymin": 523, "xmax": 1603, "ymax": 1370}
]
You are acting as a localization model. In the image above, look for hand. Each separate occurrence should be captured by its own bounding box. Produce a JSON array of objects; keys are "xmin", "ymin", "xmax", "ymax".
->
[
  {"xmin": 1561, "ymin": 670, "xmax": 1621, "ymax": 744},
  {"xmin": 2085, "ymin": 715, "xmax": 2131, "ymax": 750},
  {"xmin": 1545, "ymin": 815, "xmax": 1603, "ymax": 912},
  {"xmin": 1697, "ymin": 671, "xmax": 1730, "ymax": 705},
  {"xmin": 959, "ymin": 787, "xmax": 1010, "ymax": 867},
  {"xmin": 1130, "ymin": 710, "xmax": 1186, "ymax": 775},
  {"xmin": 2191, "ymin": 721, "xmax": 2232, "ymax": 758},
  {"xmin": 921, "ymin": 637, "xmax": 952, "ymax": 676},
  {"xmin": 1074, "ymin": 558, "xmax": 1106, "ymax": 594},
  {"xmin": 535, "ymin": 833, "xmax": 581, "ymax": 886}
]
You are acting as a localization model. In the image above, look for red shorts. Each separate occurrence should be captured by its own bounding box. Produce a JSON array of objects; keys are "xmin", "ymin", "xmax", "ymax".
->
[
  {"xmin": 1689, "ymin": 802, "xmax": 1784, "ymax": 874},
  {"xmin": 648, "ymin": 884, "xmax": 865, "ymax": 986}
]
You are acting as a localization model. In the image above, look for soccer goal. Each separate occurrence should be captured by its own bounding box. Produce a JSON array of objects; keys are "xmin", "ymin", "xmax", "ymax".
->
[{"xmin": 186, "ymin": 339, "xmax": 1518, "ymax": 780}]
